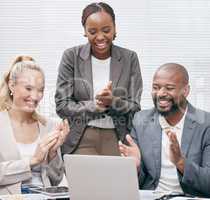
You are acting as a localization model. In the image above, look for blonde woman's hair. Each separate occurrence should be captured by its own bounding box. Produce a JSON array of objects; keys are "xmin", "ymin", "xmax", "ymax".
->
[{"xmin": 0, "ymin": 55, "xmax": 46, "ymax": 125}]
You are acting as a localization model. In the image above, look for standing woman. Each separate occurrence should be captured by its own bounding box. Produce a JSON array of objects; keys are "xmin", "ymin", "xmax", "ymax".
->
[
  {"xmin": 0, "ymin": 56, "xmax": 69, "ymax": 195},
  {"xmin": 55, "ymin": 2, "xmax": 142, "ymax": 155}
]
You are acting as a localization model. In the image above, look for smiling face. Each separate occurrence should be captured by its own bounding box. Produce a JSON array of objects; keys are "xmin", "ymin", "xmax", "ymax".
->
[
  {"xmin": 9, "ymin": 69, "xmax": 44, "ymax": 113},
  {"xmin": 151, "ymin": 67, "xmax": 189, "ymax": 116},
  {"xmin": 84, "ymin": 10, "xmax": 116, "ymax": 59}
]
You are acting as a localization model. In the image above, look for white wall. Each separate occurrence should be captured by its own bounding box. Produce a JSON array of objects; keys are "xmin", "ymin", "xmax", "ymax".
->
[{"xmin": 0, "ymin": 0, "xmax": 210, "ymax": 118}]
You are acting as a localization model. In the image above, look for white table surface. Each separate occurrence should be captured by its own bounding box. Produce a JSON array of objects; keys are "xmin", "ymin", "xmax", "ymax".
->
[{"xmin": 1, "ymin": 190, "xmax": 208, "ymax": 200}]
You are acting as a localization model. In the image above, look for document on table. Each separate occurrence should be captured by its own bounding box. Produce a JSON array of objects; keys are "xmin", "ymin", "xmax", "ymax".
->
[
  {"xmin": 0, "ymin": 194, "xmax": 47, "ymax": 200},
  {"xmin": 170, "ymin": 197, "xmax": 209, "ymax": 200}
]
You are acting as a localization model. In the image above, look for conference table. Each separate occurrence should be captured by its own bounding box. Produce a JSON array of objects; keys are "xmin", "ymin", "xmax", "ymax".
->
[
  {"xmin": 0, "ymin": 190, "xmax": 154, "ymax": 200},
  {"xmin": 0, "ymin": 190, "xmax": 208, "ymax": 200}
]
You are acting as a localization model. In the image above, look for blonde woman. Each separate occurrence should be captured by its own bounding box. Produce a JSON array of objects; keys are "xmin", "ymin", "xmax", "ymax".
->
[{"xmin": 0, "ymin": 56, "xmax": 69, "ymax": 195}]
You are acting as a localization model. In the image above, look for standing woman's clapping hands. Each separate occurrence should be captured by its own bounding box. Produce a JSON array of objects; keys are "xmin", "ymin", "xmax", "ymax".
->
[{"xmin": 95, "ymin": 81, "xmax": 113, "ymax": 111}]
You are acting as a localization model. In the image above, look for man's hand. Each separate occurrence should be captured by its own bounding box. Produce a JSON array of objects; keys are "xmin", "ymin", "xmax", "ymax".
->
[
  {"xmin": 167, "ymin": 131, "xmax": 185, "ymax": 174},
  {"xmin": 118, "ymin": 134, "xmax": 141, "ymax": 169},
  {"xmin": 95, "ymin": 81, "xmax": 113, "ymax": 108}
]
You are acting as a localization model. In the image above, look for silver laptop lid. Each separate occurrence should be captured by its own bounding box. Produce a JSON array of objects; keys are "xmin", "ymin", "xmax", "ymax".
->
[{"xmin": 64, "ymin": 155, "xmax": 140, "ymax": 200}]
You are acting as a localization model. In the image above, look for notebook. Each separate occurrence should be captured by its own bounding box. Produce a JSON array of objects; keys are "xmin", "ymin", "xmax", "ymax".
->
[{"xmin": 64, "ymin": 154, "xmax": 140, "ymax": 200}]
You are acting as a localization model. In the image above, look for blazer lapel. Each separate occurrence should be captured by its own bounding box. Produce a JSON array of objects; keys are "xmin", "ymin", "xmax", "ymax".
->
[
  {"xmin": 0, "ymin": 111, "xmax": 20, "ymax": 160},
  {"xmin": 181, "ymin": 104, "xmax": 198, "ymax": 156},
  {"xmin": 146, "ymin": 111, "xmax": 162, "ymax": 179},
  {"xmin": 78, "ymin": 43, "xmax": 93, "ymax": 99},
  {"xmin": 152, "ymin": 113, "xmax": 162, "ymax": 179},
  {"xmin": 78, "ymin": 44, "xmax": 124, "ymax": 97},
  {"xmin": 37, "ymin": 120, "xmax": 52, "ymax": 187},
  {"xmin": 110, "ymin": 45, "xmax": 123, "ymax": 88}
]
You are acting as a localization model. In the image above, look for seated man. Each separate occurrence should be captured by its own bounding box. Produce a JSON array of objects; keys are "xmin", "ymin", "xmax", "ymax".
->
[{"xmin": 119, "ymin": 63, "xmax": 210, "ymax": 198}]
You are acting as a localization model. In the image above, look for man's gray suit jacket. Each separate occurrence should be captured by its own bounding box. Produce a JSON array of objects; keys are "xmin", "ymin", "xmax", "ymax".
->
[
  {"xmin": 55, "ymin": 43, "xmax": 142, "ymax": 154},
  {"xmin": 131, "ymin": 103, "xmax": 210, "ymax": 197}
]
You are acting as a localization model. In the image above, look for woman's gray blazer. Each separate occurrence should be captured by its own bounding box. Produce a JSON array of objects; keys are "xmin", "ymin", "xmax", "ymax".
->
[{"xmin": 55, "ymin": 43, "xmax": 143, "ymax": 154}]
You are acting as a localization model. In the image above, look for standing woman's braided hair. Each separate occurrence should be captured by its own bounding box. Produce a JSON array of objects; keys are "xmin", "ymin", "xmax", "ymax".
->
[{"xmin": 81, "ymin": 2, "xmax": 116, "ymax": 39}]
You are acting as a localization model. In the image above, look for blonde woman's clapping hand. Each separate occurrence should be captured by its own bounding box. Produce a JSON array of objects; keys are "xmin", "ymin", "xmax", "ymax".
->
[
  {"xmin": 30, "ymin": 119, "xmax": 70, "ymax": 166},
  {"xmin": 48, "ymin": 119, "xmax": 70, "ymax": 161}
]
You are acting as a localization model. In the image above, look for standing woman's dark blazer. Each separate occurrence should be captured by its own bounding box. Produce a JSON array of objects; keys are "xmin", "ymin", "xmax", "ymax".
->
[{"xmin": 55, "ymin": 43, "xmax": 143, "ymax": 154}]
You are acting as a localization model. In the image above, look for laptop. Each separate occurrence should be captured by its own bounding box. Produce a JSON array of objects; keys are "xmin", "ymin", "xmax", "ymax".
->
[{"xmin": 64, "ymin": 154, "xmax": 140, "ymax": 200}]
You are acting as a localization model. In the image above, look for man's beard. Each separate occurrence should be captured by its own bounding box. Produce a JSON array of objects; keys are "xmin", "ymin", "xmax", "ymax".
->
[{"xmin": 153, "ymin": 96, "xmax": 186, "ymax": 117}]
